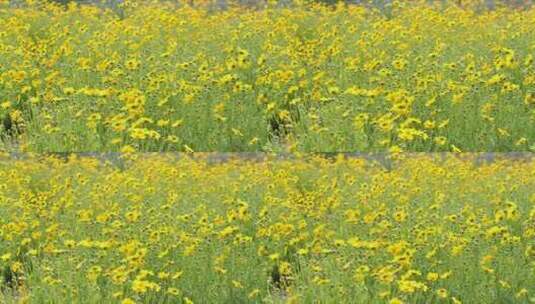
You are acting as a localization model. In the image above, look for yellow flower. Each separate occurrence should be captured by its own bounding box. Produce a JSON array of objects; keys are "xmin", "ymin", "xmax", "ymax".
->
[
  {"xmin": 121, "ymin": 298, "xmax": 136, "ymax": 304},
  {"xmin": 426, "ymin": 272, "xmax": 439, "ymax": 282},
  {"xmin": 63, "ymin": 87, "xmax": 76, "ymax": 95},
  {"xmin": 121, "ymin": 145, "xmax": 136, "ymax": 154},
  {"xmin": 269, "ymin": 253, "xmax": 280, "ymax": 261},
  {"xmin": 132, "ymin": 279, "xmax": 160, "ymax": 294},
  {"xmin": 436, "ymin": 288, "xmax": 448, "ymax": 298},
  {"xmin": 1, "ymin": 101, "xmax": 12, "ymax": 109},
  {"xmin": 389, "ymin": 298, "xmax": 404, "ymax": 304},
  {"xmin": 167, "ymin": 287, "xmax": 180, "ymax": 296},
  {"xmin": 126, "ymin": 59, "xmax": 140, "ymax": 70},
  {"xmin": 452, "ymin": 297, "xmax": 462, "ymax": 304},
  {"xmin": 231, "ymin": 280, "xmax": 243, "ymax": 289},
  {"xmin": 248, "ymin": 289, "xmax": 260, "ymax": 299},
  {"xmin": 184, "ymin": 297, "xmax": 194, "ymax": 304},
  {"xmin": 1, "ymin": 253, "xmax": 12, "ymax": 261}
]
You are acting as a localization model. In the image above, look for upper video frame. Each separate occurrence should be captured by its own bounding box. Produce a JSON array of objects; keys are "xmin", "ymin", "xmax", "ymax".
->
[{"xmin": 1, "ymin": 0, "xmax": 534, "ymax": 152}]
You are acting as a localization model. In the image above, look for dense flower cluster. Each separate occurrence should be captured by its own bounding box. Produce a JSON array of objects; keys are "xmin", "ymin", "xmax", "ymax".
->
[
  {"xmin": 0, "ymin": 1, "xmax": 534, "ymax": 152},
  {"xmin": 0, "ymin": 154, "xmax": 534, "ymax": 303}
]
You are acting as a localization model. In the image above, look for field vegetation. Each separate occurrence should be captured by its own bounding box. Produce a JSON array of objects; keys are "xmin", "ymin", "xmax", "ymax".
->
[
  {"xmin": 1, "ymin": 1, "xmax": 534, "ymax": 152},
  {"xmin": 0, "ymin": 154, "xmax": 534, "ymax": 303}
]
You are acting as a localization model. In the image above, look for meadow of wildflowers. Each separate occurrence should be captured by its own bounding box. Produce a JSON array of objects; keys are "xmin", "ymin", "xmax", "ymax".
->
[
  {"xmin": 1, "ymin": 1, "xmax": 535, "ymax": 152},
  {"xmin": 1, "ymin": 0, "xmax": 535, "ymax": 303},
  {"xmin": 0, "ymin": 154, "xmax": 534, "ymax": 303}
]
